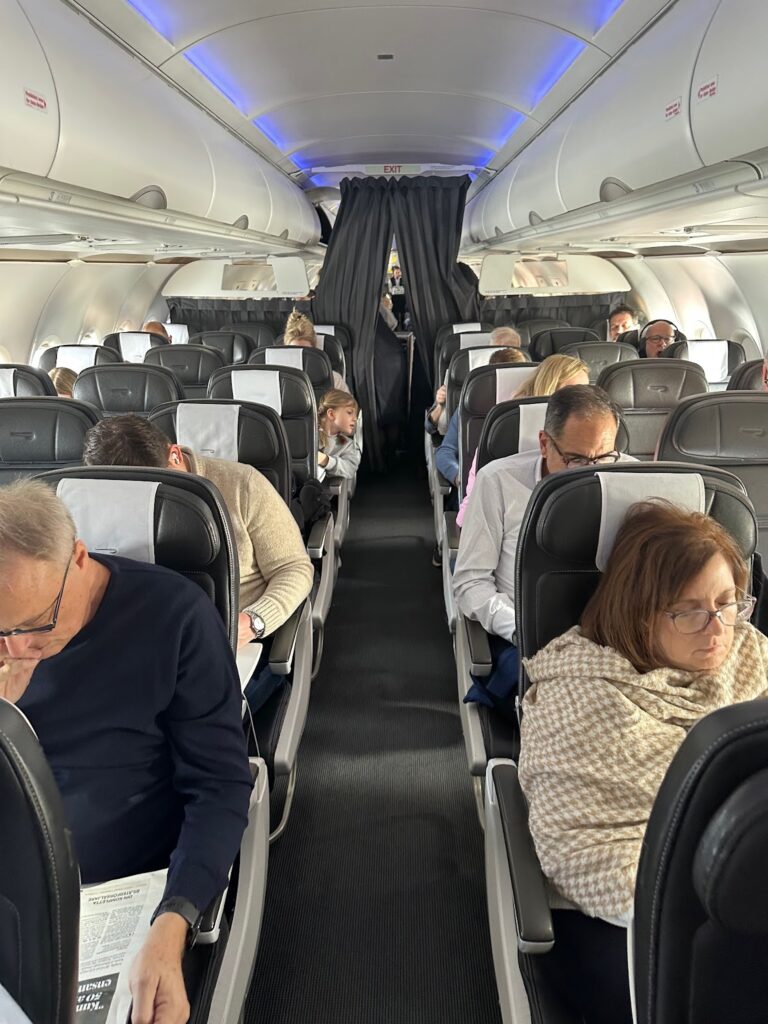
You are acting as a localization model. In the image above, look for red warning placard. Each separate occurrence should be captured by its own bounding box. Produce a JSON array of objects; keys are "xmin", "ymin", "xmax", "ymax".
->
[
  {"xmin": 24, "ymin": 88, "xmax": 47, "ymax": 111},
  {"xmin": 665, "ymin": 97, "xmax": 682, "ymax": 120},
  {"xmin": 697, "ymin": 77, "xmax": 718, "ymax": 102}
]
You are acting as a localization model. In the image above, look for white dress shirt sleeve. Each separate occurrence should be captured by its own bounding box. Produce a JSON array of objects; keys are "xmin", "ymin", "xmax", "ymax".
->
[{"xmin": 452, "ymin": 467, "xmax": 518, "ymax": 642}]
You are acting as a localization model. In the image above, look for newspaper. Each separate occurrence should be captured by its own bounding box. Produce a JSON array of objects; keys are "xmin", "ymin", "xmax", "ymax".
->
[{"xmin": 76, "ymin": 870, "xmax": 167, "ymax": 1023}]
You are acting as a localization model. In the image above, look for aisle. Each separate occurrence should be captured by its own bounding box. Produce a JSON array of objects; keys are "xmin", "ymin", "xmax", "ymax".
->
[{"xmin": 246, "ymin": 469, "xmax": 502, "ymax": 1024}]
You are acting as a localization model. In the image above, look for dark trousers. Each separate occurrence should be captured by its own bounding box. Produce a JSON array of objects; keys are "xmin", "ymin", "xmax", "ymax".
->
[
  {"xmin": 243, "ymin": 636, "xmax": 284, "ymax": 715},
  {"xmin": 465, "ymin": 634, "xmax": 520, "ymax": 723}
]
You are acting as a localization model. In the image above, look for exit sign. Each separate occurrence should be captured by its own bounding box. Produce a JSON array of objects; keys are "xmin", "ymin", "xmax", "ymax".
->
[{"xmin": 365, "ymin": 164, "xmax": 422, "ymax": 176}]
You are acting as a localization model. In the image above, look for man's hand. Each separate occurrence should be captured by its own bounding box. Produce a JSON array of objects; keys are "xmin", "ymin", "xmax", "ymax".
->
[
  {"xmin": 0, "ymin": 657, "xmax": 39, "ymax": 703},
  {"xmin": 435, "ymin": 385, "xmax": 447, "ymax": 406},
  {"xmin": 129, "ymin": 913, "xmax": 190, "ymax": 1024},
  {"xmin": 237, "ymin": 613, "xmax": 256, "ymax": 651}
]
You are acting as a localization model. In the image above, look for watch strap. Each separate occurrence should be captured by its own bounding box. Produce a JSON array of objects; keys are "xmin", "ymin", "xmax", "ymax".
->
[{"xmin": 151, "ymin": 897, "xmax": 201, "ymax": 947}]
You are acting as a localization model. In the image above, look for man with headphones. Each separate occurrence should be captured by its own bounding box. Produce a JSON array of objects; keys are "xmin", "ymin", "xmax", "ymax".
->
[{"xmin": 639, "ymin": 319, "xmax": 681, "ymax": 358}]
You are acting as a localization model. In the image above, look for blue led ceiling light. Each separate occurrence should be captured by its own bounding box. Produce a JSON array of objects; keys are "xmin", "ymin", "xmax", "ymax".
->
[
  {"xmin": 183, "ymin": 47, "xmax": 248, "ymax": 111},
  {"xmin": 124, "ymin": 0, "xmax": 173, "ymax": 41}
]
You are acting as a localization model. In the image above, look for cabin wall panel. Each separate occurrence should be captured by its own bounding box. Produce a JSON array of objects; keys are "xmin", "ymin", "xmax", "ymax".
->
[
  {"xmin": 716, "ymin": 254, "xmax": 768, "ymax": 356},
  {"xmin": 0, "ymin": 263, "xmax": 68, "ymax": 362}
]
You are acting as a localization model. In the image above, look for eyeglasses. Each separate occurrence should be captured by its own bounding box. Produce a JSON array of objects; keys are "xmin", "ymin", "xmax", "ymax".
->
[
  {"xmin": 545, "ymin": 434, "xmax": 621, "ymax": 468},
  {"xmin": 0, "ymin": 555, "xmax": 73, "ymax": 638},
  {"xmin": 646, "ymin": 335, "xmax": 674, "ymax": 346},
  {"xmin": 664, "ymin": 598, "xmax": 756, "ymax": 635}
]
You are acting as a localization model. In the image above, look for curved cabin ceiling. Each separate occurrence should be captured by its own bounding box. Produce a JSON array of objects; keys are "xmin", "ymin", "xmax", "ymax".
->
[{"xmin": 72, "ymin": 0, "xmax": 670, "ymax": 189}]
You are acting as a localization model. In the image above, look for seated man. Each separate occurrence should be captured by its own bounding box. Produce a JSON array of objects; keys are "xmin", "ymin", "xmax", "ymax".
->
[
  {"xmin": 607, "ymin": 303, "xmax": 639, "ymax": 341},
  {"xmin": 142, "ymin": 321, "xmax": 171, "ymax": 342},
  {"xmin": 0, "ymin": 480, "xmax": 252, "ymax": 1024},
  {"xmin": 453, "ymin": 385, "xmax": 633, "ymax": 720},
  {"xmin": 641, "ymin": 319, "xmax": 678, "ymax": 358},
  {"xmin": 83, "ymin": 415, "xmax": 314, "ymax": 713},
  {"xmin": 427, "ymin": 326, "xmax": 523, "ymax": 436}
]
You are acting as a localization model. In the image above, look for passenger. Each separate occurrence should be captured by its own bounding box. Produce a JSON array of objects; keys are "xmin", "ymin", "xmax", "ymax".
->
[
  {"xmin": 284, "ymin": 310, "xmax": 350, "ymax": 393},
  {"xmin": 389, "ymin": 265, "xmax": 406, "ymax": 328},
  {"xmin": 318, "ymin": 390, "xmax": 361, "ymax": 481},
  {"xmin": 47, "ymin": 366, "xmax": 76, "ymax": 398},
  {"xmin": 83, "ymin": 415, "xmax": 314, "ymax": 713},
  {"xmin": 456, "ymin": 354, "xmax": 590, "ymax": 527},
  {"xmin": 519, "ymin": 501, "xmax": 767, "ymax": 1019},
  {"xmin": 640, "ymin": 319, "xmax": 677, "ymax": 358},
  {"xmin": 0, "ymin": 480, "xmax": 251, "ymax": 1024},
  {"xmin": 141, "ymin": 321, "xmax": 171, "ymax": 342},
  {"xmin": 453, "ymin": 385, "xmax": 632, "ymax": 718},
  {"xmin": 428, "ymin": 326, "xmax": 523, "ymax": 438},
  {"xmin": 607, "ymin": 304, "xmax": 639, "ymax": 341},
  {"xmin": 379, "ymin": 293, "xmax": 398, "ymax": 332}
]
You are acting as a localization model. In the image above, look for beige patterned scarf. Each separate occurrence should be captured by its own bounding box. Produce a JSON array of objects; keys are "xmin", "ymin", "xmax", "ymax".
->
[{"xmin": 519, "ymin": 624, "xmax": 768, "ymax": 921}]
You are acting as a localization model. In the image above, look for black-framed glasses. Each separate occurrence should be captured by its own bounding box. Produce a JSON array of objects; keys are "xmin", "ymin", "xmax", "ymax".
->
[
  {"xmin": 546, "ymin": 433, "xmax": 621, "ymax": 468},
  {"xmin": 664, "ymin": 598, "xmax": 756, "ymax": 635},
  {"xmin": 0, "ymin": 555, "xmax": 73, "ymax": 638}
]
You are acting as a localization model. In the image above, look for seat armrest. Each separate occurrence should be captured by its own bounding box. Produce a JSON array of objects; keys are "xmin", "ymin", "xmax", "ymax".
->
[
  {"xmin": 444, "ymin": 511, "xmax": 460, "ymax": 555},
  {"xmin": 436, "ymin": 470, "xmax": 452, "ymax": 496},
  {"xmin": 491, "ymin": 761, "xmax": 554, "ymax": 952},
  {"xmin": 196, "ymin": 891, "xmax": 227, "ymax": 946},
  {"xmin": 307, "ymin": 512, "xmax": 333, "ymax": 559},
  {"xmin": 466, "ymin": 617, "xmax": 492, "ymax": 677},
  {"xmin": 269, "ymin": 605, "xmax": 303, "ymax": 676},
  {"xmin": 326, "ymin": 476, "xmax": 344, "ymax": 496}
]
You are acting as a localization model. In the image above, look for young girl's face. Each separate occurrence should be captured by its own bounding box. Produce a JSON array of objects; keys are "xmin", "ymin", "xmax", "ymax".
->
[{"xmin": 328, "ymin": 404, "xmax": 358, "ymax": 436}]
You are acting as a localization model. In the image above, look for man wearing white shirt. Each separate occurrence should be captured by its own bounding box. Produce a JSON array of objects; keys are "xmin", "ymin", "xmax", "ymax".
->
[{"xmin": 453, "ymin": 385, "xmax": 633, "ymax": 719}]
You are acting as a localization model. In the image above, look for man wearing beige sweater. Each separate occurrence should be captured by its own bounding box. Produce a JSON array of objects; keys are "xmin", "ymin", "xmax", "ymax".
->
[{"xmin": 83, "ymin": 414, "xmax": 314, "ymax": 711}]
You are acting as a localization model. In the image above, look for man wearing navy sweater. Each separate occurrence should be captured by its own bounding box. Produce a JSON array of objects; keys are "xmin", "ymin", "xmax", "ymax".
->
[{"xmin": 0, "ymin": 480, "xmax": 251, "ymax": 1024}]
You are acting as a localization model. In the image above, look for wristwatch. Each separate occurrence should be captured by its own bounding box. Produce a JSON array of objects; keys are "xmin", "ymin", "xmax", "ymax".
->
[
  {"xmin": 151, "ymin": 897, "xmax": 201, "ymax": 948},
  {"xmin": 245, "ymin": 610, "xmax": 266, "ymax": 640}
]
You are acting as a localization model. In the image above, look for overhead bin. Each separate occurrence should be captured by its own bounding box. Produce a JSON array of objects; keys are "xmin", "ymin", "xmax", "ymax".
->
[
  {"xmin": 2, "ymin": 0, "xmax": 319, "ymax": 247},
  {"xmin": 478, "ymin": 254, "xmax": 630, "ymax": 296}
]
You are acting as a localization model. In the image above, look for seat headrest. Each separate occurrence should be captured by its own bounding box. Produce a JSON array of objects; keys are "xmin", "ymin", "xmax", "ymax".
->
[
  {"xmin": 686, "ymin": 340, "xmax": 730, "ymax": 383},
  {"xmin": 56, "ymin": 345, "xmax": 99, "ymax": 372},
  {"xmin": 0, "ymin": 398, "xmax": 100, "ymax": 471},
  {"xmin": 693, "ymin": 768, "xmax": 768, "ymax": 935},
  {"xmin": 727, "ymin": 359, "xmax": 765, "ymax": 392},
  {"xmin": 231, "ymin": 368, "xmax": 282, "ymax": 413},
  {"xmin": 657, "ymin": 392, "xmax": 768, "ymax": 461},
  {"xmin": 208, "ymin": 365, "xmax": 314, "ymax": 418},
  {"xmin": 191, "ymin": 331, "xmax": 254, "ymax": 364},
  {"xmin": 176, "ymin": 403, "xmax": 239, "ymax": 462},
  {"xmin": 530, "ymin": 327, "xmax": 599, "ymax": 360},
  {"xmin": 561, "ymin": 341, "xmax": 638, "ymax": 382},
  {"xmin": 164, "ymin": 323, "xmax": 189, "ymax": 344},
  {"xmin": 478, "ymin": 398, "xmax": 549, "ymax": 470},
  {"xmin": 597, "ymin": 359, "xmax": 709, "ymax": 408},
  {"xmin": 144, "ymin": 344, "xmax": 224, "ymax": 383},
  {"xmin": 314, "ymin": 324, "xmax": 336, "ymax": 335},
  {"xmin": 0, "ymin": 367, "xmax": 15, "ymax": 398},
  {"xmin": 0, "ymin": 365, "xmax": 57, "ymax": 397},
  {"xmin": 118, "ymin": 332, "xmax": 158, "ymax": 362},
  {"xmin": 72, "ymin": 364, "xmax": 183, "ymax": 414},
  {"xmin": 496, "ymin": 365, "xmax": 537, "ymax": 403},
  {"xmin": 595, "ymin": 472, "xmax": 705, "ymax": 570},
  {"xmin": 58, "ymin": 478, "xmax": 161, "ymax": 563},
  {"xmin": 459, "ymin": 332, "xmax": 494, "ymax": 349},
  {"xmin": 453, "ymin": 322, "xmax": 482, "ymax": 333}
]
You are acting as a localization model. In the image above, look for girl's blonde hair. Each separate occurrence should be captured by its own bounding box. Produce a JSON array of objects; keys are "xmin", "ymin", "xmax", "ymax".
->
[
  {"xmin": 48, "ymin": 366, "xmax": 77, "ymax": 397},
  {"xmin": 284, "ymin": 309, "xmax": 317, "ymax": 346},
  {"xmin": 318, "ymin": 389, "xmax": 359, "ymax": 447},
  {"xmin": 514, "ymin": 354, "xmax": 589, "ymax": 399}
]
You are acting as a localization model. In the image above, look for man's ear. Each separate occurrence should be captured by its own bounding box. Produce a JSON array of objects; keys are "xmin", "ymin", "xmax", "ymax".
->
[
  {"xmin": 167, "ymin": 444, "xmax": 184, "ymax": 468},
  {"xmin": 538, "ymin": 430, "xmax": 549, "ymax": 460},
  {"xmin": 73, "ymin": 539, "xmax": 89, "ymax": 570}
]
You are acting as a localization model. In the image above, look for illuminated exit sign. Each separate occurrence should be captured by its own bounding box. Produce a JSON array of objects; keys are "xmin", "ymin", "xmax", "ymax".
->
[{"xmin": 365, "ymin": 164, "xmax": 422, "ymax": 176}]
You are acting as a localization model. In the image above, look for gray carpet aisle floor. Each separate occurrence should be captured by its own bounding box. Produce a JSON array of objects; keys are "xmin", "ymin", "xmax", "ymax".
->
[{"xmin": 245, "ymin": 469, "xmax": 503, "ymax": 1024}]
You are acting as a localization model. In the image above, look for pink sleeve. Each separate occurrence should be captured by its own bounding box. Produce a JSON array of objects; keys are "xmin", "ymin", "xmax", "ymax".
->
[{"xmin": 456, "ymin": 450, "xmax": 478, "ymax": 529}]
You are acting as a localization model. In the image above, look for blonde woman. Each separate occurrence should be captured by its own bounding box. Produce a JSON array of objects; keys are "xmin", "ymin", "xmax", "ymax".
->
[
  {"xmin": 284, "ymin": 310, "xmax": 350, "ymax": 393},
  {"xmin": 48, "ymin": 366, "xmax": 77, "ymax": 398},
  {"xmin": 456, "ymin": 354, "xmax": 589, "ymax": 526}
]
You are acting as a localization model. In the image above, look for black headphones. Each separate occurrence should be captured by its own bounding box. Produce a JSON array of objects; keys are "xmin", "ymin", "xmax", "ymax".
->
[{"xmin": 638, "ymin": 319, "xmax": 685, "ymax": 345}]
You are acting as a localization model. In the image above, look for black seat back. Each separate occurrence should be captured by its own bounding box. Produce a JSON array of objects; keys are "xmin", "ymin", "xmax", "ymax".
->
[
  {"xmin": 634, "ymin": 700, "xmax": 768, "ymax": 1024},
  {"xmin": 149, "ymin": 399, "xmax": 292, "ymax": 503},
  {"xmin": 207, "ymin": 364, "xmax": 318, "ymax": 483},
  {"xmin": 597, "ymin": 359, "xmax": 709, "ymax": 460},
  {"xmin": 530, "ymin": 327, "xmax": 600, "ymax": 361},
  {"xmin": 476, "ymin": 397, "xmax": 551, "ymax": 471},
  {"xmin": 38, "ymin": 466, "xmax": 239, "ymax": 646},
  {"xmin": 190, "ymin": 330, "xmax": 255, "ymax": 365},
  {"xmin": 102, "ymin": 331, "xmax": 168, "ymax": 361},
  {"xmin": 434, "ymin": 321, "xmax": 494, "ymax": 382},
  {"xmin": 37, "ymin": 345, "xmax": 122, "ymax": 373},
  {"xmin": 515, "ymin": 318, "xmax": 570, "ymax": 349},
  {"xmin": 727, "ymin": 358, "xmax": 765, "ymax": 392},
  {"xmin": 0, "ymin": 699, "xmax": 79, "ymax": 1024},
  {"xmin": 560, "ymin": 341, "xmax": 638, "ymax": 382},
  {"xmin": 271, "ymin": 333, "xmax": 347, "ymax": 381},
  {"xmin": 0, "ymin": 398, "xmax": 100, "ymax": 483},
  {"xmin": 662, "ymin": 339, "xmax": 746, "ymax": 386},
  {"xmin": 144, "ymin": 345, "xmax": 225, "ymax": 399},
  {"xmin": 248, "ymin": 346, "xmax": 334, "ymax": 403},
  {"xmin": 219, "ymin": 322, "xmax": 276, "ymax": 350},
  {"xmin": 0, "ymin": 364, "xmax": 57, "ymax": 397},
  {"xmin": 446, "ymin": 347, "xmax": 533, "ymax": 423},
  {"xmin": 516, "ymin": 463, "xmax": 755, "ymax": 697},
  {"xmin": 656, "ymin": 392, "xmax": 768, "ymax": 560},
  {"xmin": 72, "ymin": 364, "xmax": 184, "ymax": 416}
]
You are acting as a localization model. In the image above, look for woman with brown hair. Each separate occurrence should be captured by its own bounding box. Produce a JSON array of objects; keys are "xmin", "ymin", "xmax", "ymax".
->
[
  {"xmin": 519, "ymin": 500, "xmax": 768, "ymax": 928},
  {"xmin": 283, "ymin": 310, "xmax": 350, "ymax": 394}
]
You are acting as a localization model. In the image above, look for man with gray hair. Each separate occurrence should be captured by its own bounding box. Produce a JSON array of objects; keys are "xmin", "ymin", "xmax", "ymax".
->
[
  {"xmin": 453, "ymin": 385, "xmax": 634, "ymax": 718},
  {"xmin": 0, "ymin": 480, "xmax": 251, "ymax": 1024}
]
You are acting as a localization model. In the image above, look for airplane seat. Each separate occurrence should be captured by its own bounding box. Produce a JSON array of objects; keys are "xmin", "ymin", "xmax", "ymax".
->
[
  {"xmin": 144, "ymin": 344, "xmax": 225, "ymax": 399},
  {"xmin": 72, "ymin": 363, "xmax": 184, "ymax": 416},
  {"xmin": 190, "ymin": 331, "xmax": 255, "ymax": 365},
  {"xmin": 529, "ymin": 327, "xmax": 600, "ymax": 362},
  {"xmin": 634, "ymin": 699, "xmax": 768, "ymax": 1024},
  {"xmin": 248, "ymin": 345, "xmax": 334, "ymax": 404},
  {"xmin": 0, "ymin": 699, "xmax": 79, "ymax": 1024},
  {"xmin": 0, "ymin": 364, "xmax": 57, "ymax": 397},
  {"xmin": 514, "ymin": 318, "xmax": 570, "ymax": 349},
  {"xmin": 656, "ymin": 391, "xmax": 768, "ymax": 560},
  {"xmin": 163, "ymin": 322, "xmax": 189, "ymax": 344},
  {"xmin": 560, "ymin": 340, "xmax": 638, "ymax": 382},
  {"xmin": 207, "ymin": 365, "xmax": 335, "ymax": 670},
  {"xmin": 617, "ymin": 327, "xmax": 641, "ymax": 350},
  {"xmin": 727, "ymin": 358, "xmax": 765, "ymax": 391},
  {"xmin": 37, "ymin": 344, "xmax": 122, "ymax": 373},
  {"xmin": 34, "ymin": 466, "xmax": 270, "ymax": 1021},
  {"xmin": 219, "ymin": 322, "xmax": 276, "ymax": 351},
  {"xmin": 269, "ymin": 331, "xmax": 348, "ymax": 382},
  {"xmin": 597, "ymin": 360, "xmax": 708, "ymax": 460},
  {"xmin": 436, "ymin": 330, "xmax": 495, "ymax": 384},
  {"xmin": 662, "ymin": 339, "xmax": 746, "ymax": 388},
  {"xmin": 486, "ymin": 463, "xmax": 756, "ymax": 1024},
  {"xmin": 147, "ymin": 399, "xmax": 313, "ymax": 830},
  {"xmin": 102, "ymin": 331, "xmax": 168, "ymax": 362},
  {"xmin": 0, "ymin": 397, "xmax": 100, "ymax": 483},
  {"xmin": 444, "ymin": 347, "xmax": 535, "ymax": 427},
  {"xmin": 433, "ymin": 321, "xmax": 494, "ymax": 383}
]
